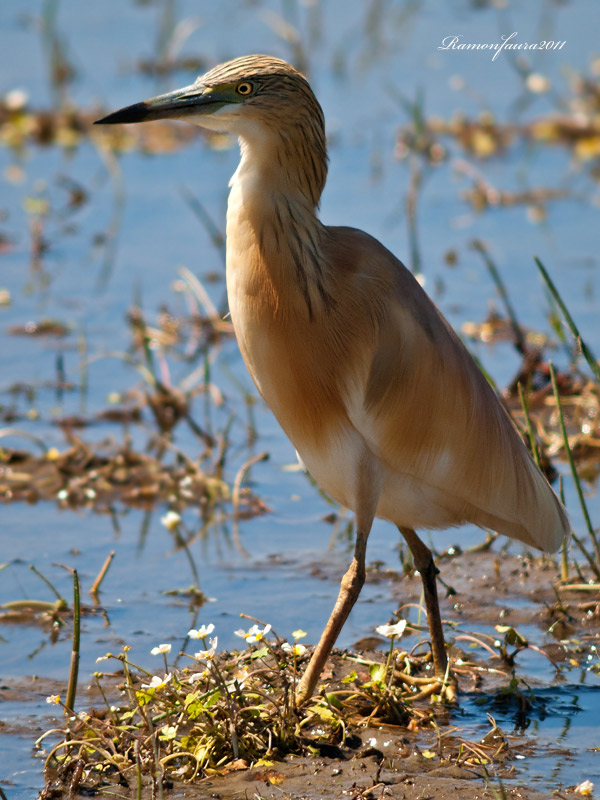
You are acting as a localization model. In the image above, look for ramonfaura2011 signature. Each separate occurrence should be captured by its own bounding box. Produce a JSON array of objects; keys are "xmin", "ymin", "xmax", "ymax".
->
[{"xmin": 438, "ymin": 32, "xmax": 566, "ymax": 61}]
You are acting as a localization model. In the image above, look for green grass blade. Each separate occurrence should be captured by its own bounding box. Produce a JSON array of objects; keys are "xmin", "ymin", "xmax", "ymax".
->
[
  {"xmin": 549, "ymin": 362, "xmax": 600, "ymax": 578},
  {"xmin": 517, "ymin": 382, "xmax": 540, "ymax": 467},
  {"xmin": 65, "ymin": 570, "xmax": 81, "ymax": 712},
  {"xmin": 474, "ymin": 240, "xmax": 526, "ymax": 355},
  {"xmin": 536, "ymin": 257, "xmax": 600, "ymax": 382}
]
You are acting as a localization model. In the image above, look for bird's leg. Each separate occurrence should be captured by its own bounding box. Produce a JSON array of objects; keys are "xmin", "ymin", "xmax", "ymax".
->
[
  {"xmin": 399, "ymin": 527, "xmax": 449, "ymax": 680},
  {"xmin": 296, "ymin": 455, "xmax": 379, "ymax": 706},
  {"xmin": 295, "ymin": 525, "xmax": 370, "ymax": 705}
]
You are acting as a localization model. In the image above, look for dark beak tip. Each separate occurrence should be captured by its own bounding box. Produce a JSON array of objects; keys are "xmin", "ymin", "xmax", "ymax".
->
[
  {"xmin": 93, "ymin": 111, "xmax": 125, "ymax": 126},
  {"xmin": 93, "ymin": 102, "xmax": 151, "ymax": 126}
]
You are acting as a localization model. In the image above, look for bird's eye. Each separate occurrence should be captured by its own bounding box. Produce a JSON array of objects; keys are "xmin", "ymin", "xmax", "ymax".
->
[{"xmin": 236, "ymin": 82, "xmax": 254, "ymax": 96}]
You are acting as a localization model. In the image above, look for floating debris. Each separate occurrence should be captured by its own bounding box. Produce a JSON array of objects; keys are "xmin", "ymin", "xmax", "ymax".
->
[{"xmin": 0, "ymin": 437, "xmax": 267, "ymax": 520}]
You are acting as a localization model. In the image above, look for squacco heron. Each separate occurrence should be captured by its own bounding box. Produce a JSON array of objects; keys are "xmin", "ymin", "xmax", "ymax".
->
[{"xmin": 96, "ymin": 55, "xmax": 569, "ymax": 704}]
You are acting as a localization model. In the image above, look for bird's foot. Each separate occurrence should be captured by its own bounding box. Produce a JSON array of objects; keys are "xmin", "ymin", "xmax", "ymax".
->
[
  {"xmin": 393, "ymin": 667, "xmax": 458, "ymax": 703},
  {"xmin": 295, "ymin": 660, "xmax": 458, "ymax": 708}
]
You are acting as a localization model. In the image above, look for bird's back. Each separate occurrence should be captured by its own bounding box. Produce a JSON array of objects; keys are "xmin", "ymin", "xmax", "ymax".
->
[{"xmin": 318, "ymin": 226, "xmax": 568, "ymax": 552}]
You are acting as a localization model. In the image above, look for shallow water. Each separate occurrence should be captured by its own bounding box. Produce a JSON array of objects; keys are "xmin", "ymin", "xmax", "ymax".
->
[{"xmin": 1, "ymin": 1, "xmax": 600, "ymax": 796}]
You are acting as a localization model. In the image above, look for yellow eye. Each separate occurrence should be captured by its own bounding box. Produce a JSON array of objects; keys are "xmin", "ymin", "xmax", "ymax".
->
[{"xmin": 236, "ymin": 82, "xmax": 254, "ymax": 96}]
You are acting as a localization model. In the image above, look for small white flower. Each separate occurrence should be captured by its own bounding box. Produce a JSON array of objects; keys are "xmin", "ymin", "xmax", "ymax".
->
[
  {"xmin": 282, "ymin": 642, "xmax": 307, "ymax": 657},
  {"xmin": 46, "ymin": 694, "xmax": 61, "ymax": 705},
  {"xmin": 376, "ymin": 620, "xmax": 408, "ymax": 639},
  {"xmin": 292, "ymin": 629, "xmax": 307, "ymax": 640},
  {"xmin": 161, "ymin": 510, "xmax": 181, "ymax": 530},
  {"xmin": 188, "ymin": 624, "xmax": 215, "ymax": 640},
  {"xmin": 141, "ymin": 673, "xmax": 172, "ymax": 691},
  {"xmin": 234, "ymin": 623, "xmax": 271, "ymax": 644},
  {"xmin": 188, "ymin": 670, "xmax": 208, "ymax": 684},
  {"xmin": 57, "ymin": 489, "xmax": 69, "ymax": 501},
  {"xmin": 150, "ymin": 643, "xmax": 172, "ymax": 656},
  {"xmin": 575, "ymin": 780, "xmax": 595, "ymax": 796},
  {"xmin": 194, "ymin": 636, "xmax": 218, "ymax": 662}
]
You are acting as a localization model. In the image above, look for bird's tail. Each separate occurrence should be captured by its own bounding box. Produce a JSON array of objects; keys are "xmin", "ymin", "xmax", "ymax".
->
[{"xmin": 485, "ymin": 452, "xmax": 569, "ymax": 553}]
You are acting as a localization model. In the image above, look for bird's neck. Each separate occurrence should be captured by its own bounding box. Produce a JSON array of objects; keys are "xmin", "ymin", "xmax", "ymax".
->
[
  {"xmin": 226, "ymin": 132, "xmax": 333, "ymax": 320},
  {"xmin": 232, "ymin": 129, "xmax": 326, "ymax": 207}
]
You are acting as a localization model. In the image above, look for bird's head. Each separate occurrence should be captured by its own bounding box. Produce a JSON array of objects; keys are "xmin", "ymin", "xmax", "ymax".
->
[
  {"xmin": 95, "ymin": 55, "xmax": 324, "ymax": 142},
  {"xmin": 96, "ymin": 55, "xmax": 328, "ymax": 205}
]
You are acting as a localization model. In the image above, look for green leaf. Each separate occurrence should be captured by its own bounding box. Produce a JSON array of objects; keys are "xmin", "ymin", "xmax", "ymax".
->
[
  {"xmin": 369, "ymin": 664, "xmax": 386, "ymax": 683},
  {"xmin": 185, "ymin": 688, "xmax": 221, "ymax": 720},
  {"xmin": 135, "ymin": 689, "xmax": 154, "ymax": 706},
  {"xmin": 325, "ymin": 693, "xmax": 343, "ymax": 710},
  {"xmin": 307, "ymin": 703, "xmax": 337, "ymax": 722},
  {"xmin": 495, "ymin": 625, "xmax": 528, "ymax": 647}
]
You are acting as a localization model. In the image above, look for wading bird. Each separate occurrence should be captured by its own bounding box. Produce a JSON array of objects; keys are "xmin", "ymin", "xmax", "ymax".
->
[{"xmin": 96, "ymin": 55, "xmax": 569, "ymax": 703}]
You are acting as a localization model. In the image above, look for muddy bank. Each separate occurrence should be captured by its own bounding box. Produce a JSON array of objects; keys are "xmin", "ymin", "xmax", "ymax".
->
[{"xmin": 27, "ymin": 552, "xmax": 599, "ymax": 799}]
